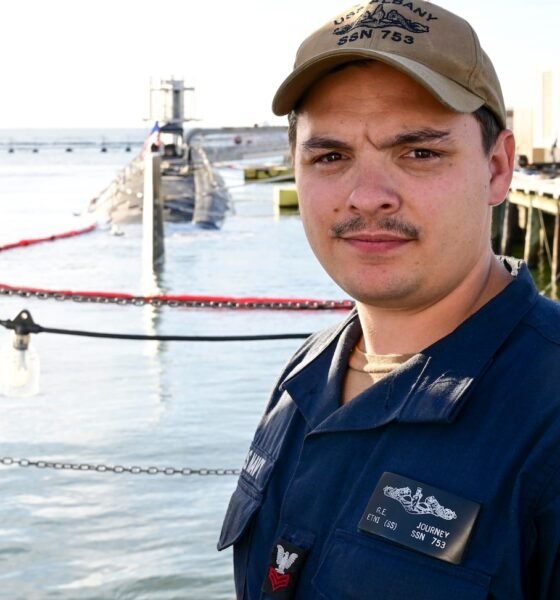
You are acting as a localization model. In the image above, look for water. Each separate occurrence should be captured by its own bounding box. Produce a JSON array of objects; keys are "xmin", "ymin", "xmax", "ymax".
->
[{"xmin": 0, "ymin": 130, "xmax": 346, "ymax": 599}]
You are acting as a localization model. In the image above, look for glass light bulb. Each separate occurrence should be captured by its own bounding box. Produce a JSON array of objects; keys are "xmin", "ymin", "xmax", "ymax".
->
[{"xmin": 0, "ymin": 332, "xmax": 40, "ymax": 397}]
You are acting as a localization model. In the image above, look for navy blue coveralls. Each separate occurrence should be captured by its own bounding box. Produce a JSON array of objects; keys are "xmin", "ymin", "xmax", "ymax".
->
[{"xmin": 219, "ymin": 259, "xmax": 560, "ymax": 599}]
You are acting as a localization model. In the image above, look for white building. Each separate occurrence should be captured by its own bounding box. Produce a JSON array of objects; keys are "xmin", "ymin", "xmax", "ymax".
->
[{"xmin": 513, "ymin": 70, "xmax": 559, "ymax": 164}]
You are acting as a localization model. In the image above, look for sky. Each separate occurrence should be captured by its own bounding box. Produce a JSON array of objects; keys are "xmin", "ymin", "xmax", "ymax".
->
[{"xmin": 1, "ymin": 0, "xmax": 559, "ymax": 129}]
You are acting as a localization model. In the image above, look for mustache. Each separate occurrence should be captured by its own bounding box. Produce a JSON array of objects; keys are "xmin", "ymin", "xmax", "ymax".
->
[{"xmin": 330, "ymin": 215, "xmax": 421, "ymax": 239}]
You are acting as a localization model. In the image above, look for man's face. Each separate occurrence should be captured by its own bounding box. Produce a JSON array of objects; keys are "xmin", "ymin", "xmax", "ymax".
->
[{"xmin": 293, "ymin": 62, "xmax": 505, "ymax": 311}]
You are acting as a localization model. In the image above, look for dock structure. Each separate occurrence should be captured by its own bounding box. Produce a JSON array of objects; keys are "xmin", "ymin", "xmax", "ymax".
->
[
  {"xmin": 501, "ymin": 172, "xmax": 560, "ymax": 298},
  {"xmin": 244, "ymin": 164, "xmax": 294, "ymax": 182},
  {"xmin": 273, "ymin": 183, "xmax": 299, "ymax": 216}
]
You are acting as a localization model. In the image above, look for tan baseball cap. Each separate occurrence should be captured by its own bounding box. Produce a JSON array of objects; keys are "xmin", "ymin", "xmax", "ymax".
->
[{"xmin": 272, "ymin": 1, "xmax": 506, "ymax": 128}]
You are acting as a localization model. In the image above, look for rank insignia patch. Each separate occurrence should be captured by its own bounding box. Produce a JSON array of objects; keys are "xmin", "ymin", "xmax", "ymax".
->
[
  {"xmin": 358, "ymin": 472, "xmax": 480, "ymax": 565},
  {"xmin": 261, "ymin": 537, "xmax": 308, "ymax": 599}
]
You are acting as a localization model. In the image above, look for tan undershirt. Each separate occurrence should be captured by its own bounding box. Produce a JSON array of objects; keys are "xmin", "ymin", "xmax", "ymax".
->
[{"xmin": 341, "ymin": 345, "xmax": 414, "ymax": 405}]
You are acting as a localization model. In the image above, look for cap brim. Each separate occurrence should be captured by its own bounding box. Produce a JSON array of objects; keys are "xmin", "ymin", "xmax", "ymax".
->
[{"xmin": 272, "ymin": 49, "xmax": 485, "ymax": 117}]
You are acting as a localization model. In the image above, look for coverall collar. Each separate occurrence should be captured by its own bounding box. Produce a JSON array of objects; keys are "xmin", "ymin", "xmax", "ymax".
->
[{"xmin": 282, "ymin": 258, "xmax": 538, "ymax": 432}]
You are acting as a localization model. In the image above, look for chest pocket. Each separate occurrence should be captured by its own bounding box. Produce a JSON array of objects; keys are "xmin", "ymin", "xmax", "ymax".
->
[{"xmin": 312, "ymin": 530, "xmax": 491, "ymax": 600}]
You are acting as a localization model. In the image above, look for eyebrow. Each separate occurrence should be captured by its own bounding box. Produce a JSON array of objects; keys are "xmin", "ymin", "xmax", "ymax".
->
[
  {"xmin": 299, "ymin": 128, "xmax": 452, "ymax": 152},
  {"xmin": 300, "ymin": 136, "xmax": 353, "ymax": 152},
  {"xmin": 386, "ymin": 128, "xmax": 452, "ymax": 148}
]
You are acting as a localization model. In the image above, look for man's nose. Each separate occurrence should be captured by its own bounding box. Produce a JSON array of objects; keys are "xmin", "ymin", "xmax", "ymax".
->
[{"xmin": 346, "ymin": 158, "xmax": 401, "ymax": 214}]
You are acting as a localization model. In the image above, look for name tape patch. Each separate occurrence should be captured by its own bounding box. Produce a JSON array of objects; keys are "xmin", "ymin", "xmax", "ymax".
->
[{"xmin": 358, "ymin": 472, "xmax": 480, "ymax": 565}]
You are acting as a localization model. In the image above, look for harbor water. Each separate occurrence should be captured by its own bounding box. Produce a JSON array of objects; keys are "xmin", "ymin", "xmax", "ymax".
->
[{"xmin": 0, "ymin": 129, "xmax": 346, "ymax": 599}]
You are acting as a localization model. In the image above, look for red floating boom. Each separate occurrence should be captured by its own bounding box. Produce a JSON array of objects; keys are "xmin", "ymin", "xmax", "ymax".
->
[
  {"xmin": 0, "ymin": 283, "xmax": 354, "ymax": 310},
  {"xmin": 0, "ymin": 224, "xmax": 97, "ymax": 252}
]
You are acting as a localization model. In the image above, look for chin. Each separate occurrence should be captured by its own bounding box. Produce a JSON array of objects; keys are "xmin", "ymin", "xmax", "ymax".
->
[{"xmin": 339, "ymin": 278, "xmax": 422, "ymax": 308}]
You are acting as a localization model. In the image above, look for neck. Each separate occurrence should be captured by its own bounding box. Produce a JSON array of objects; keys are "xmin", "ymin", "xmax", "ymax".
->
[{"xmin": 357, "ymin": 254, "xmax": 512, "ymax": 355}]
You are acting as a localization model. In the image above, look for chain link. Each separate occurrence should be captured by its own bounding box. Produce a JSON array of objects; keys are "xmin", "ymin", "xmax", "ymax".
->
[
  {"xmin": 0, "ymin": 457, "xmax": 240, "ymax": 477},
  {"xmin": 0, "ymin": 286, "xmax": 353, "ymax": 310}
]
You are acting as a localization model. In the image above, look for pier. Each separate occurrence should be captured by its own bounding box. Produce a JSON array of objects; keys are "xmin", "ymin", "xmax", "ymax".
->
[{"xmin": 499, "ymin": 172, "xmax": 560, "ymax": 298}]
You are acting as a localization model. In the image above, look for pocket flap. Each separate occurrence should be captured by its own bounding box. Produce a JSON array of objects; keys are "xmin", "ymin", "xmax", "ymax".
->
[
  {"xmin": 313, "ymin": 530, "xmax": 490, "ymax": 600},
  {"xmin": 217, "ymin": 483, "xmax": 262, "ymax": 551}
]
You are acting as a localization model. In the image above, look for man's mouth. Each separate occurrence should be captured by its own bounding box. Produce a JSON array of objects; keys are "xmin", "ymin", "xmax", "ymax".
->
[
  {"xmin": 330, "ymin": 216, "xmax": 420, "ymax": 250},
  {"xmin": 340, "ymin": 232, "xmax": 414, "ymax": 252}
]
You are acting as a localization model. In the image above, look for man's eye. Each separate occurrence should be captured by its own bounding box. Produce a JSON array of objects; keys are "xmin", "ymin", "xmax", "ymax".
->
[
  {"xmin": 406, "ymin": 148, "xmax": 440, "ymax": 159},
  {"xmin": 315, "ymin": 152, "xmax": 343, "ymax": 163}
]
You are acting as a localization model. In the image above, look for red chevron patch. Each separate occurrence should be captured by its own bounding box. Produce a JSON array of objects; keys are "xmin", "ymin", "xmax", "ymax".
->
[{"xmin": 268, "ymin": 567, "xmax": 291, "ymax": 592}]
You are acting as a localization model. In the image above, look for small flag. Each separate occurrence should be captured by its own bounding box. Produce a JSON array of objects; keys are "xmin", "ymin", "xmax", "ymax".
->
[{"xmin": 144, "ymin": 121, "xmax": 161, "ymax": 154}]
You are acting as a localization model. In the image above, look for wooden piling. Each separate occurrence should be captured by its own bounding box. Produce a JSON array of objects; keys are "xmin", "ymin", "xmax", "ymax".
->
[
  {"xmin": 523, "ymin": 195, "xmax": 534, "ymax": 264},
  {"xmin": 552, "ymin": 200, "xmax": 560, "ymax": 300},
  {"xmin": 500, "ymin": 198, "xmax": 512, "ymax": 255},
  {"xmin": 142, "ymin": 153, "xmax": 164, "ymax": 267}
]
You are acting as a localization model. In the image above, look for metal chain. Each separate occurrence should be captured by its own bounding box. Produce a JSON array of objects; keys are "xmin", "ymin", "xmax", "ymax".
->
[
  {"xmin": 0, "ymin": 457, "xmax": 240, "ymax": 477},
  {"xmin": 0, "ymin": 286, "xmax": 354, "ymax": 310}
]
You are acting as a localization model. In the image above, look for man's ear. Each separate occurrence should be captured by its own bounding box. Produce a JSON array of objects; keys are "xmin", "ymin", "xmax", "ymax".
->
[{"xmin": 488, "ymin": 129, "xmax": 515, "ymax": 207}]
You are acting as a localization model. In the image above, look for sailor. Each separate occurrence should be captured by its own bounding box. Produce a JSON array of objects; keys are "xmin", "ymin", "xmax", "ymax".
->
[{"xmin": 218, "ymin": 1, "xmax": 560, "ymax": 598}]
